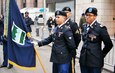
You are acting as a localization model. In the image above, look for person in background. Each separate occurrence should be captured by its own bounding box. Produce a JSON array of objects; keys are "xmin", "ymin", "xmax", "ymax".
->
[
  {"xmin": 46, "ymin": 17, "xmax": 54, "ymax": 35},
  {"xmin": 24, "ymin": 11, "xmax": 34, "ymax": 33},
  {"xmin": 62, "ymin": 6, "xmax": 81, "ymax": 73},
  {"xmin": 53, "ymin": 18, "xmax": 57, "ymax": 27},
  {"xmin": 79, "ymin": 13, "xmax": 86, "ymax": 31},
  {"xmin": 0, "ymin": 15, "xmax": 4, "ymax": 43},
  {"xmin": 79, "ymin": 7, "xmax": 113, "ymax": 73},
  {"xmin": 0, "ymin": 14, "xmax": 13, "ymax": 69},
  {"xmin": 34, "ymin": 16, "xmax": 38, "ymax": 25}
]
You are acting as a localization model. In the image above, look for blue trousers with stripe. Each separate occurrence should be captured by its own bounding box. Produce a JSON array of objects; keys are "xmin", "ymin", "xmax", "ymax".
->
[
  {"xmin": 53, "ymin": 62, "xmax": 70, "ymax": 73},
  {"xmin": 80, "ymin": 65, "xmax": 101, "ymax": 73}
]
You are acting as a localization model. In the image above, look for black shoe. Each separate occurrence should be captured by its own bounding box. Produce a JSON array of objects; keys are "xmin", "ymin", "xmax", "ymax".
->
[
  {"xmin": 7, "ymin": 65, "xmax": 13, "ymax": 69},
  {"xmin": 0, "ymin": 65, "xmax": 7, "ymax": 68}
]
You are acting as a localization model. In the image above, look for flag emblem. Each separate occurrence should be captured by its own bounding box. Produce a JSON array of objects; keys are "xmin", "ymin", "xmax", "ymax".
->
[{"xmin": 12, "ymin": 23, "xmax": 26, "ymax": 45}]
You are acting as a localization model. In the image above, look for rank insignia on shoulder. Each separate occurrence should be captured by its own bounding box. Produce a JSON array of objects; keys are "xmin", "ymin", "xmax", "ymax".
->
[{"xmin": 75, "ymin": 30, "xmax": 80, "ymax": 34}]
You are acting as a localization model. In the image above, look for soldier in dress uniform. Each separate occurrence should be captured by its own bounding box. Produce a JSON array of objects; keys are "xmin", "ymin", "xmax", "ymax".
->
[
  {"xmin": 79, "ymin": 7, "xmax": 113, "ymax": 73},
  {"xmin": 62, "ymin": 7, "xmax": 81, "ymax": 73},
  {"xmin": 37, "ymin": 10, "xmax": 76, "ymax": 73}
]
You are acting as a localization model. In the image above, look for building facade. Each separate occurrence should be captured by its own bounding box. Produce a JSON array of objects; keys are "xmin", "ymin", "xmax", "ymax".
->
[
  {"xmin": 75, "ymin": 0, "xmax": 115, "ymax": 72},
  {"xmin": 16, "ymin": 0, "xmax": 44, "ymax": 9},
  {"xmin": 0, "ymin": 0, "xmax": 3, "ymax": 15},
  {"xmin": 46, "ymin": 0, "xmax": 115, "ymax": 72},
  {"xmin": 46, "ymin": 0, "xmax": 75, "ymax": 20},
  {"xmin": 46, "ymin": 0, "xmax": 115, "ymax": 37},
  {"xmin": 75, "ymin": 0, "xmax": 115, "ymax": 37},
  {"xmin": 0, "ymin": 0, "xmax": 44, "ymax": 14}
]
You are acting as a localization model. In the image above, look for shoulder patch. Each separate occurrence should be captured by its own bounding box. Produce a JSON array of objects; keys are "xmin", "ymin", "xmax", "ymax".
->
[{"xmin": 75, "ymin": 30, "xmax": 80, "ymax": 34}]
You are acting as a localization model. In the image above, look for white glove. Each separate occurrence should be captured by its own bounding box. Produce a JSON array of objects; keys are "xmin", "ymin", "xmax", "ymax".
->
[{"xmin": 31, "ymin": 41, "xmax": 38, "ymax": 46}]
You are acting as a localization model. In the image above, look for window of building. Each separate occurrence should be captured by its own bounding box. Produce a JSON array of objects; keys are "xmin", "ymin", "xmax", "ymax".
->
[
  {"xmin": 48, "ymin": 3, "xmax": 55, "ymax": 12},
  {"xmin": 91, "ymin": 0, "xmax": 94, "ymax": 2},
  {"xmin": 1, "ymin": 0, "xmax": 3, "ymax": 14},
  {"xmin": 23, "ymin": 0, "xmax": 26, "ymax": 8},
  {"xmin": 34, "ymin": 0, "xmax": 37, "ymax": 7}
]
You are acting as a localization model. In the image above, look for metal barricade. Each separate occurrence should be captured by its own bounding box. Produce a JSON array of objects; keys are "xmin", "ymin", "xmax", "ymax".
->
[{"xmin": 104, "ymin": 38, "xmax": 115, "ymax": 72}]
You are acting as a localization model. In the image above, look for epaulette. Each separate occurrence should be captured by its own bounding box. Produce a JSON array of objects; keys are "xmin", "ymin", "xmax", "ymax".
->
[{"xmin": 99, "ymin": 24, "xmax": 107, "ymax": 30}]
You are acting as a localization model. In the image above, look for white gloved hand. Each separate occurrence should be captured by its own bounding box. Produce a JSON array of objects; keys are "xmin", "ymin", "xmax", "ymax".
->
[{"xmin": 31, "ymin": 41, "xmax": 38, "ymax": 46}]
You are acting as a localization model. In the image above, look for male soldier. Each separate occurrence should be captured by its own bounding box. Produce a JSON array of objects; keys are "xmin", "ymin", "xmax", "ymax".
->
[
  {"xmin": 79, "ymin": 7, "xmax": 113, "ymax": 73},
  {"xmin": 62, "ymin": 7, "xmax": 81, "ymax": 73},
  {"xmin": 36, "ymin": 10, "xmax": 76, "ymax": 73}
]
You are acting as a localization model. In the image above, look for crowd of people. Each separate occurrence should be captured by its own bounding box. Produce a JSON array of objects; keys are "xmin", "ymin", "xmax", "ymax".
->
[{"xmin": 0, "ymin": 6, "xmax": 114, "ymax": 73}]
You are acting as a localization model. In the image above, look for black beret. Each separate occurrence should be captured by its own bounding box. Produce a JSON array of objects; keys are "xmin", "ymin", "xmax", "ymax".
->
[
  {"xmin": 85, "ymin": 7, "xmax": 98, "ymax": 16},
  {"xmin": 62, "ymin": 7, "xmax": 71, "ymax": 12},
  {"xmin": 55, "ymin": 10, "xmax": 67, "ymax": 17}
]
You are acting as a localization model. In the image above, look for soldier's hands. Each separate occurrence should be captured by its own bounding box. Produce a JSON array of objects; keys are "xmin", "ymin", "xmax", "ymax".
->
[
  {"xmin": 1, "ymin": 35, "xmax": 7, "ymax": 42},
  {"xmin": 30, "ymin": 37, "xmax": 39, "ymax": 46},
  {"xmin": 31, "ymin": 41, "xmax": 38, "ymax": 46}
]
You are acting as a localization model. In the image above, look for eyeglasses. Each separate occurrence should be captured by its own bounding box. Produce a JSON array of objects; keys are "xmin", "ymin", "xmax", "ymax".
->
[{"xmin": 65, "ymin": 11, "xmax": 70, "ymax": 14}]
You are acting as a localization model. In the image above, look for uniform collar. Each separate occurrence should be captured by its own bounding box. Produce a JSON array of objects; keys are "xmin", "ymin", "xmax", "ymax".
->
[
  {"xmin": 87, "ymin": 19, "xmax": 97, "ymax": 27},
  {"xmin": 58, "ymin": 19, "xmax": 69, "ymax": 28},
  {"xmin": 58, "ymin": 23, "xmax": 65, "ymax": 28},
  {"xmin": 66, "ymin": 17, "xmax": 71, "ymax": 22}
]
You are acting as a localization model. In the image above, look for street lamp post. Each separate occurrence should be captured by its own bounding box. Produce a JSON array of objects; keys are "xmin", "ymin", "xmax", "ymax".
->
[
  {"xmin": 41, "ymin": 0, "xmax": 49, "ymax": 39},
  {"xmin": 43, "ymin": 0, "xmax": 46, "ymax": 26},
  {"xmin": 74, "ymin": 0, "xmax": 76, "ymax": 22}
]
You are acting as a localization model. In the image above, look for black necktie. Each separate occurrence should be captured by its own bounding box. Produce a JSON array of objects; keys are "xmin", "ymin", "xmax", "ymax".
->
[{"xmin": 56, "ymin": 27, "xmax": 59, "ymax": 32}]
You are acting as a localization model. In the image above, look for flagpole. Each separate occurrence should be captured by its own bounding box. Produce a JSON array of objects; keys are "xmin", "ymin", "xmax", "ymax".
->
[
  {"xmin": 34, "ymin": 45, "xmax": 46, "ymax": 73},
  {"xmin": 4, "ymin": 0, "xmax": 9, "ymax": 36},
  {"xmin": 72, "ymin": 58, "xmax": 75, "ymax": 73}
]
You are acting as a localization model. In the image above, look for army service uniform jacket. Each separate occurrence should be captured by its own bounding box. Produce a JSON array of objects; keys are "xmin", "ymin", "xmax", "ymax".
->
[
  {"xmin": 38, "ymin": 23, "xmax": 76, "ymax": 63},
  {"xmin": 80, "ymin": 21, "xmax": 113, "ymax": 67},
  {"xmin": 66, "ymin": 19, "xmax": 81, "ymax": 48}
]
